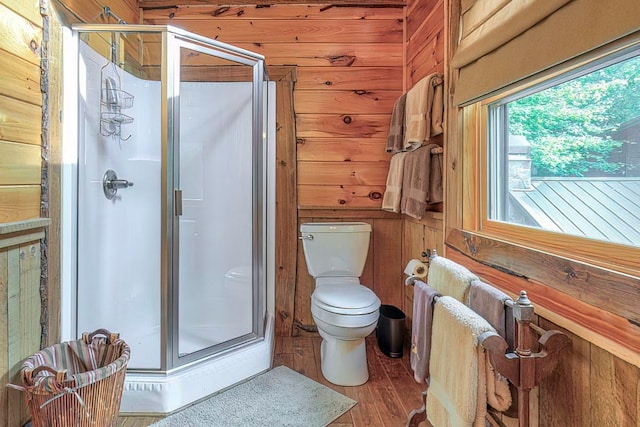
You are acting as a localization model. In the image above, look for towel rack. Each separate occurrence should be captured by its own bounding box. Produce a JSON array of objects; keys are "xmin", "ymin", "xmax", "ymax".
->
[{"xmin": 405, "ymin": 254, "xmax": 570, "ymax": 427}]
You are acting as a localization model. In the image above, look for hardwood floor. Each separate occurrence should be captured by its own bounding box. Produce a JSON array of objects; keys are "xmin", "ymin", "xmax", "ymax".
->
[{"xmin": 118, "ymin": 334, "xmax": 426, "ymax": 426}]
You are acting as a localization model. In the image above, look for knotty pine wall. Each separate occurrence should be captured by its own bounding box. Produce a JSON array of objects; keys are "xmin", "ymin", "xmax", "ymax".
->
[
  {"xmin": 141, "ymin": 4, "xmax": 407, "ymax": 337},
  {"xmin": 143, "ymin": 4, "xmax": 404, "ymax": 210},
  {"xmin": 0, "ymin": 0, "xmax": 43, "ymax": 223}
]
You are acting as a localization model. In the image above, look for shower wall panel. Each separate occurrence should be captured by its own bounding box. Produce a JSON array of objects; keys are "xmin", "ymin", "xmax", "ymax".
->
[{"xmin": 77, "ymin": 41, "xmax": 162, "ymax": 369}]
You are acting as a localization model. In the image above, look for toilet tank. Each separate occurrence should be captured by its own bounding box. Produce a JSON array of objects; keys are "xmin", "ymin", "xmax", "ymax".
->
[{"xmin": 300, "ymin": 222, "xmax": 372, "ymax": 278}]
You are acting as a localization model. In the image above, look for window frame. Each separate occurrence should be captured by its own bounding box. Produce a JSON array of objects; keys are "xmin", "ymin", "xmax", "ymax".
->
[{"xmin": 461, "ymin": 41, "xmax": 640, "ymax": 277}]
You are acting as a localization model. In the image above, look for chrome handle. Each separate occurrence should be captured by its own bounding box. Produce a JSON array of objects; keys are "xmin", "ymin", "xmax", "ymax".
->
[
  {"xmin": 298, "ymin": 234, "xmax": 314, "ymax": 241},
  {"xmin": 103, "ymin": 169, "xmax": 134, "ymax": 200},
  {"xmin": 108, "ymin": 179, "xmax": 133, "ymax": 190}
]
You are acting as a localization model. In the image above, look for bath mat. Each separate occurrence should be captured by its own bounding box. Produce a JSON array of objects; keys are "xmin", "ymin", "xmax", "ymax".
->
[{"xmin": 150, "ymin": 366, "xmax": 357, "ymax": 427}]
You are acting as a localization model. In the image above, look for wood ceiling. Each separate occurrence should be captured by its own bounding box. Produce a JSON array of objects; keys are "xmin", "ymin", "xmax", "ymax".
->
[{"xmin": 138, "ymin": 0, "xmax": 406, "ymax": 8}]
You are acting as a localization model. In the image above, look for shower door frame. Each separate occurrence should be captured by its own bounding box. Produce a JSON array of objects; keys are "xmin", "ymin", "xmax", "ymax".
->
[
  {"xmin": 71, "ymin": 24, "xmax": 269, "ymax": 372},
  {"xmin": 166, "ymin": 31, "xmax": 267, "ymax": 369}
]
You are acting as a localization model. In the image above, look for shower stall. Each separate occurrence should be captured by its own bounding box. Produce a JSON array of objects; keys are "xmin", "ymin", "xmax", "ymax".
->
[{"xmin": 61, "ymin": 24, "xmax": 275, "ymax": 413}]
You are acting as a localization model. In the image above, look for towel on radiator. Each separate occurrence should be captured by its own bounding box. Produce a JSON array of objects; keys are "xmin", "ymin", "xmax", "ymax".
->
[
  {"xmin": 386, "ymin": 93, "xmax": 406, "ymax": 153},
  {"xmin": 400, "ymin": 144, "xmax": 440, "ymax": 219},
  {"xmin": 382, "ymin": 151, "xmax": 409, "ymax": 212},
  {"xmin": 404, "ymin": 73, "xmax": 444, "ymax": 151},
  {"xmin": 427, "ymin": 256, "xmax": 478, "ymax": 303},
  {"xmin": 410, "ymin": 280, "xmax": 441, "ymax": 383},
  {"xmin": 427, "ymin": 296, "xmax": 500, "ymax": 427}
]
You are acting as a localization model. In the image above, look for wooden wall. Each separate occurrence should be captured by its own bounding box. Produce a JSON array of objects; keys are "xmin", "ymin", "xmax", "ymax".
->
[
  {"xmin": 0, "ymin": 0, "xmax": 43, "ymax": 223},
  {"xmin": 0, "ymin": 221, "xmax": 49, "ymax": 426},
  {"xmin": 141, "ymin": 4, "xmax": 406, "ymax": 336},
  {"xmin": 143, "ymin": 4, "xmax": 403, "ymax": 210}
]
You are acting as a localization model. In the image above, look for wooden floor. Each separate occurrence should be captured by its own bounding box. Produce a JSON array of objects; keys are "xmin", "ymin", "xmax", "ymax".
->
[{"xmin": 118, "ymin": 334, "xmax": 427, "ymax": 426}]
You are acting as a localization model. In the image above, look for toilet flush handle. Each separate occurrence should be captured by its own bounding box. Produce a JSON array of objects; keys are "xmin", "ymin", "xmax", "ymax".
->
[{"xmin": 298, "ymin": 234, "xmax": 314, "ymax": 241}]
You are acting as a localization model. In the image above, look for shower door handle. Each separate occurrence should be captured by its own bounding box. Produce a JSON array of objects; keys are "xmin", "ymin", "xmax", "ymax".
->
[{"xmin": 175, "ymin": 189, "xmax": 183, "ymax": 216}]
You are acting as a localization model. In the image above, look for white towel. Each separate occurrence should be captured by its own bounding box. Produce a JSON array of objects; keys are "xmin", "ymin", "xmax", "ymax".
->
[
  {"xmin": 381, "ymin": 151, "xmax": 409, "ymax": 212},
  {"xmin": 427, "ymin": 296, "xmax": 495, "ymax": 427},
  {"xmin": 427, "ymin": 256, "xmax": 478, "ymax": 303}
]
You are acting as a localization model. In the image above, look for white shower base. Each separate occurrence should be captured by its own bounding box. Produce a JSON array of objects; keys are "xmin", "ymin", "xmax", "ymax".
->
[{"xmin": 120, "ymin": 313, "xmax": 274, "ymax": 414}]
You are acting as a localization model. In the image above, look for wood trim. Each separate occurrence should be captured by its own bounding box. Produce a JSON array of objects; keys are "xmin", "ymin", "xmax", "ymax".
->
[
  {"xmin": 445, "ymin": 229, "xmax": 640, "ymax": 365},
  {"xmin": 274, "ymin": 69, "xmax": 297, "ymax": 337},
  {"xmin": 0, "ymin": 219, "xmax": 50, "ymax": 235}
]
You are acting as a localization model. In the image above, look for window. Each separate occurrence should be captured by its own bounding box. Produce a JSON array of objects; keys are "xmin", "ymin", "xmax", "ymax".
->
[
  {"xmin": 485, "ymin": 48, "xmax": 640, "ymax": 249},
  {"xmin": 462, "ymin": 43, "xmax": 640, "ymax": 274}
]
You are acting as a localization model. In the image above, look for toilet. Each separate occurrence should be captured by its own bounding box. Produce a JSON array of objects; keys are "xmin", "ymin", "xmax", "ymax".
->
[{"xmin": 300, "ymin": 222, "xmax": 381, "ymax": 386}]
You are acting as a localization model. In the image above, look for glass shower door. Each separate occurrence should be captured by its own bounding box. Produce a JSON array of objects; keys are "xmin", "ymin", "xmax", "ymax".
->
[{"xmin": 171, "ymin": 39, "xmax": 264, "ymax": 363}]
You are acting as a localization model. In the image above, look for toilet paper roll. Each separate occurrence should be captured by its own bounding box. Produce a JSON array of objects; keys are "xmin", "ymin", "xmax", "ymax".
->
[{"xmin": 404, "ymin": 259, "xmax": 427, "ymax": 278}]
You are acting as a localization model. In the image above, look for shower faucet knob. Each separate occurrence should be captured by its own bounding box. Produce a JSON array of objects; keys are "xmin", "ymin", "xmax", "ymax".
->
[
  {"xmin": 109, "ymin": 179, "xmax": 134, "ymax": 189},
  {"xmin": 103, "ymin": 169, "xmax": 134, "ymax": 200}
]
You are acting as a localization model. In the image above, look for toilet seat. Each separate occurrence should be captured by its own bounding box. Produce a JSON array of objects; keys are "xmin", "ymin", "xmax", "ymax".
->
[{"xmin": 311, "ymin": 284, "xmax": 380, "ymax": 315}]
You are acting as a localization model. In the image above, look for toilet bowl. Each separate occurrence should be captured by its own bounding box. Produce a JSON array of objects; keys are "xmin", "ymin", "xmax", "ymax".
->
[
  {"xmin": 311, "ymin": 281, "xmax": 380, "ymax": 385},
  {"xmin": 300, "ymin": 222, "xmax": 381, "ymax": 386}
]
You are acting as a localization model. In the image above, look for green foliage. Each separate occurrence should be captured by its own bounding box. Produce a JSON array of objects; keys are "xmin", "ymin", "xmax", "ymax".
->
[{"xmin": 508, "ymin": 54, "xmax": 640, "ymax": 177}]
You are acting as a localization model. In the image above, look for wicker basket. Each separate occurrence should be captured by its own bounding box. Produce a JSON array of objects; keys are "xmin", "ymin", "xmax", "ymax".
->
[{"xmin": 14, "ymin": 329, "xmax": 130, "ymax": 427}]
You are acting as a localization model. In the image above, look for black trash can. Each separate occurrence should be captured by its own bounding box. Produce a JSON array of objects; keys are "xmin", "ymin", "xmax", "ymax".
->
[{"xmin": 376, "ymin": 304, "xmax": 406, "ymax": 358}]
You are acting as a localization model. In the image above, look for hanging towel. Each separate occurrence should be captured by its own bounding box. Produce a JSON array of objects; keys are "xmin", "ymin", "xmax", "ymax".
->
[
  {"xmin": 427, "ymin": 255, "xmax": 478, "ymax": 303},
  {"xmin": 404, "ymin": 73, "xmax": 444, "ymax": 151},
  {"xmin": 386, "ymin": 93, "xmax": 407, "ymax": 153},
  {"xmin": 400, "ymin": 144, "xmax": 440, "ymax": 219},
  {"xmin": 466, "ymin": 279, "xmax": 511, "ymax": 339},
  {"xmin": 410, "ymin": 280, "xmax": 441, "ymax": 383},
  {"xmin": 382, "ymin": 151, "xmax": 409, "ymax": 212},
  {"xmin": 427, "ymin": 296, "xmax": 495, "ymax": 427},
  {"xmin": 429, "ymin": 152, "xmax": 443, "ymax": 204},
  {"xmin": 466, "ymin": 279, "xmax": 513, "ymax": 412}
]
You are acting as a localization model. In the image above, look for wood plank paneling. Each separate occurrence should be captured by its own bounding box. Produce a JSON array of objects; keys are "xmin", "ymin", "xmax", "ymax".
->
[
  {"xmin": 296, "ymin": 67, "xmax": 403, "ymax": 90},
  {"xmin": 55, "ymin": 0, "xmax": 139, "ymax": 25},
  {"xmin": 0, "ymin": 95, "xmax": 42, "ymax": 146},
  {"xmin": 0, "ymin": 49, "xmax": 41, "ymax": 106},
  {"xmin": 538, "ymin": 318, "xmax": 591, "ymax": 426},
  {"xmin": 0, "ymin": 3, "xmax": 42, "ymax": 67},
  {"xmin": 0, "ymin": 142, "xmax": 41, "ymax": 185},
  {"xmin": 297, "ymin": 114, "xmax": 391, "ymax": 138},
  {"xmin": 372, "ymin": 218, "xmax": 403, "ymax": 307},
  {"xmin": 143, "ymin": 4, "xmax": 404, "ymax": 21},
  {"xmin": 0, "ymin": 187, "xmax": 40, "ymax": 223},
  {"xmin": 294, "ymin": 89, "xmax": 400, "ymax": 114},
  {"xmin": 298, "ymin": 161, "xmax": 389, "ymax": 186},
  {"xmin": 297, "ymin": 138, "xmax": 388, "ymax": 162},
  {"xmin": 298, "ymin": 185, "xmax": 386, "ymax": 208},
  {"xmin": 147, "ymin": 19, "xmax": 403, "ymax": 43},
  {"xmin": 140, "ymin": 0, "xmax": 406, "ymax": 7}
]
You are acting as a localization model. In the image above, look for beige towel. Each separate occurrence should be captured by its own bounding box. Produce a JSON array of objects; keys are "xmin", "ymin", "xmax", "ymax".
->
[
  {"xmin": 427, "ymin": 255, "xmax": 477, "ymax": 303},
  {"xmin": 466, "ymin": 279, "xmax": 513, "ymax": 412},
  {"xmin": 404, "ymin": 73, "xmax": 444, "ymax": 151},
  {"xmin": 400, "ymin": 144, "xmax": 440, "ymax": 219},
  {"xmin": 410, "ymin": 280, "xmax": 441, "ymax": 383},
  {"xmin": 427, "ymin": 296, "xmax": 495, "ymax": 427},
  {"xmin": 386, "ymin": 93, "xmax": 407, "ymax": 153},
  {"xmin": 382, "ymin": 151, "xmax": 409, "ymax": 212}
]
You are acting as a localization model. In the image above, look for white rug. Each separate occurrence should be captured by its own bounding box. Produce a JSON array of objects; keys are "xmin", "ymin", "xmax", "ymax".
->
[{"xmin": 151, "ymin": 366, "xmax": 357, "ymax": 427}]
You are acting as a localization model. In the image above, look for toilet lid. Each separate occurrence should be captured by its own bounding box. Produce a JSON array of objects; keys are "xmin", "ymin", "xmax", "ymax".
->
[{"xmin": 312, "ymin": 284, "xmax": 380, "ymax": 315}]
